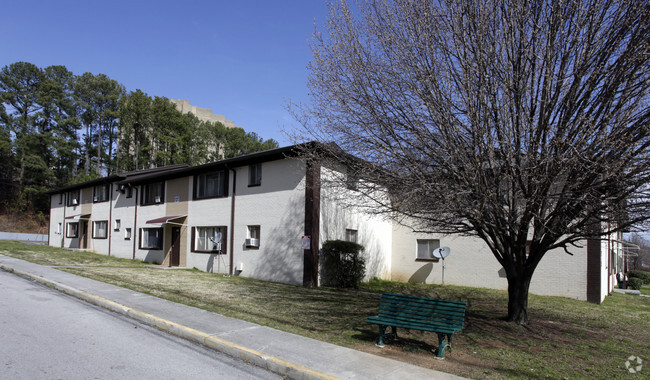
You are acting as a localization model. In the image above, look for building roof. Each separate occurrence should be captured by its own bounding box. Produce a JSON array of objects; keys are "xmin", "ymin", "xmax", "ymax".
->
[{"xmin": 46, "ymin": 143, "xmax": 320, "ymax": 194}]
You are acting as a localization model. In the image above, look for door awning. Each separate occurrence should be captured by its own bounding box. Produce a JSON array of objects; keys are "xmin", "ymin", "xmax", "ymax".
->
[
  {"xmin": 65, "ymin": 214, "xmax": 91, "ymax": 221},
  {"xmin": 146, "ymin": 215, "xmax": 187, "ymax": 225}
]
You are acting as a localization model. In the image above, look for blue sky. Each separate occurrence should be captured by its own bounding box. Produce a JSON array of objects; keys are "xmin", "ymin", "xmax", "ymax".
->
[{"xmin": 2, "ymin": 0, "xmax": 330, "ymax": 145}]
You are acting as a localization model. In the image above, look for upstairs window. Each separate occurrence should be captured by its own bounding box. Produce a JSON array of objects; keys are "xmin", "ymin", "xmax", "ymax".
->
[
  {"xmin": 248, "ymin": 163, "xmax": 262, "ymax": 187},
  {"xmin": 194, "ymin": 171, "xmax": 228, "ymax": 199},
  {"xmin": 141, "ymin": 182, "xmax": 164, "ymax": 206},
  {"xmin": 93, "ymin": 184, "xmax": 110, "ymax": 203},
  {"xmin": 67, "ymin": 190, "xmax": 80, "ymax": 206}
]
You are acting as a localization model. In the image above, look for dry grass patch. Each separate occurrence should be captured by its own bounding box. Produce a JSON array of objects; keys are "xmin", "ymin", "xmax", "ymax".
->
[{"xmin": 2, "ymin": 242, "xmax": 648, "ymax": 379}]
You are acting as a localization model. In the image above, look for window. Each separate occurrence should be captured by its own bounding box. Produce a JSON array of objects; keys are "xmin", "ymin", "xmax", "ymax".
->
[
  {"xmin": 114, "ymin": 219, "xmax": 121, "ymax": 231},
  {"xmin": 57, "ymin": 223, "xmax": 62, "ymax": 234},
  {"xmin": 58, "ymin": 193, "xmax": 63, "ymax": 205},
  {"xmin": 67, "ymin": 190, "xmax": 80, "ymax": 206},
  {"xmin": 93, "ymin": 184, "xmax": 110, "ymax": 203},
  {"xmin": 248, "ymin": 163, "xmax": 261, "ymax": 186},
  {"xmin": 125, "ymin": 228, "xmax": 132, "ymax": 240},
  {"xmin": 194, "ymin": 171, "xmax": 228, "ymax": 199},
  {"xmin": 416, "ymin": 239, "xmax": 440, "ymax": 260},
  {"xmin": 66, "ymin": 222, "xmax": 79, "ymax": 238},
  {"xmin": 192, "ymin": 226, "xmax": 227, "ymax": 253},
  {"xmin": 140, "ymin": 228, "xmax": 163, "ymax": 249},
  {"xmin": 345, "ymin": 229, "xmax": 358, "ymax": 243},
  {"xmin": 141, "ymin": 182, "xmax": 164, "ymax": 205},
  {"xmin": 346, "ymin": 168, "xmax": 359, "ymax": 190},
  {"xmin": 246, "ymin": 225, "xmax": 260, "ymax": 248},
  {"xmin": 93, "ymin": 221, "xmax": 108, "ymax": 239},
  {"xmin": 126, "ymin": 186, "xmax": 133, "ymax": 198}
]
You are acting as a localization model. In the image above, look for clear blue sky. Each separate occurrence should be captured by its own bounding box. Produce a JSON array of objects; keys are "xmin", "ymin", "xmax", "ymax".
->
[{"xmin": 1, "ymin": 0, "xmax": 330, "ymax": 145}]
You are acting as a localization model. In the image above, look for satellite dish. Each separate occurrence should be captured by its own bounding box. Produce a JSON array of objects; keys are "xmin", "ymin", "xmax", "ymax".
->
[{"xmin": 432, "ymin": 247, "xmax": 451, "ymax": 259}]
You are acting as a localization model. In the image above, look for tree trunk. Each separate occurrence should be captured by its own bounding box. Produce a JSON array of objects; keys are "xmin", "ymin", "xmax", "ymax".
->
[{"xmin": 506, "ymin": 274, "xmax": 531, "ymax": 324}]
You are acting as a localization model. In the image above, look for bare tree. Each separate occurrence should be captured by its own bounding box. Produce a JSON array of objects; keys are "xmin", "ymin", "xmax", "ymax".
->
[{"xmin": 293, "ymin": 0, "xmax": 650, "ymax": 324}]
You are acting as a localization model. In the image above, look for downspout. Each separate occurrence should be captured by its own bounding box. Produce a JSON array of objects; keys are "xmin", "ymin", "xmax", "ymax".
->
[
  {"xmin": 61, "ymin": 193, "xmax": 66, "ymax": 248},
  {"xmin": 229, "ymin": 167, "xmax": 237, "ymax": 276},
  {"xmin": 132, "ymin": 186, "xmax": 138, "ymax": 260},
  {"xmin": 108, "ymin": 183, "xmax": 113, "ymax": 257}
]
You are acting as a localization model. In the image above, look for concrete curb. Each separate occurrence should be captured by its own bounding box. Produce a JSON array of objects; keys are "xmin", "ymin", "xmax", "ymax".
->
[{"xmin": 1, "ymin": 264, "xmax": 340, "ymax": 380}]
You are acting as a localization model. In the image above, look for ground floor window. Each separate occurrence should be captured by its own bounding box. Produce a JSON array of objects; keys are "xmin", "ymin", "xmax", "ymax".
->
[
  {"xmin": 125, "ymin": 228, "xmax": 132, "ymax": 240},
  {"xmin": 246, "ymin": 225, "xmax": 260, "ymax": 248},
  {"xmin": 93, "ymin": 221, "xmax": 108, "ymax": 239},
  {"xmin": 140, "ymin": 228, "xmax": 163, "ymax": 249},
  {"xmin": 416, "ymin": 239, "xmax": 440, "ymax": 260},
  {"xmin": 66, "ymin": 222, "xmax": 79, "ymax": 238},
  {"xmin": 192, "ymin": 226, "xmax": 227, "ymax": 253}
]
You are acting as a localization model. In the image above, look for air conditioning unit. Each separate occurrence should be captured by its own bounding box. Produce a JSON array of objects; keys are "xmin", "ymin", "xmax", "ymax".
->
[
  {"xmin": 72, "ymin": 199, "xmax": 78, "ymax": 205},
  {"xmin": 154, "ymin": 196, "xmax": 161, "ymax": 203},
  {"xmin": 245, "ymin": 238, "xmax": 259, "ymax": 248}
]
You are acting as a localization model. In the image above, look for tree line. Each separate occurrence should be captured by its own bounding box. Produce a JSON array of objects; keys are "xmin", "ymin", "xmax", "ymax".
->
[{"xmin": 0, "ymin": 61, "xmax": 278, "ymax": 213}]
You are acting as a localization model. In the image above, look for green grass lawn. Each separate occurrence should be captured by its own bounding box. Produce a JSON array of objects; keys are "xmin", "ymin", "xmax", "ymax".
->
[
  {"xmin": 1, "ymin": 242, "xmax": 648, "ymax": 379},
  {"xmin": 641, "ymin": 284, "xmax": 650, "ymax": 296}
]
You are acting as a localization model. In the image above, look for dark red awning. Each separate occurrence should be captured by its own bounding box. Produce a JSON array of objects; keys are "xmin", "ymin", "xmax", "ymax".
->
[{"xmin": 145, "ymin": 215, "xmax": 186, "ymax": 224}]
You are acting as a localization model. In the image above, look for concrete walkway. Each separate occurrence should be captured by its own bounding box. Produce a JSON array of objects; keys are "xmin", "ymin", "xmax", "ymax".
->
[{"xmin": 0, "ymin": 255, "xmax": 463, "ymax": 380}]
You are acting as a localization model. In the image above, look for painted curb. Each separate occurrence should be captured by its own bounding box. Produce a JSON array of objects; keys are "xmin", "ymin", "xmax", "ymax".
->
[{"xmin": 1, "ymin": 264, "xmax": 340, "ymax": 380}]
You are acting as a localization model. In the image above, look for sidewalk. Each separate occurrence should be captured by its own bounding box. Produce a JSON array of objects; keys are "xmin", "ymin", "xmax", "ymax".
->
[{"xmin": 0, "ymin": 255, "xmax": 463, "ymax": 380}]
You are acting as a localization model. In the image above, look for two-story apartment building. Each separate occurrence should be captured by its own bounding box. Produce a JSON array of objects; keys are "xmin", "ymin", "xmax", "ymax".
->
[{"xmin": 47, "ymin": 143, "xmax": 623, "ymax": 303}]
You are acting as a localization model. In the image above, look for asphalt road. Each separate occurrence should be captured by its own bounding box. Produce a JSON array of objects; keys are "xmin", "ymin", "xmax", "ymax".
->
[{"xmin": 0, "ymin": 270, "xmax": 281, "ymax": 380}]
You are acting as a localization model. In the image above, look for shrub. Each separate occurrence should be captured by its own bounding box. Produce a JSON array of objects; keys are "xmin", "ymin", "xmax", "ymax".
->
[
  {"xmin": 627, "ymin": 277, "xmax": 643, "ymax": 290},
  {"xmin": 628, "ymin": 270, "xmax": 650, "ymax": 285},
  {"xmin": 321, "ymin": 240, "xmax": 366, "ymax": 289}
]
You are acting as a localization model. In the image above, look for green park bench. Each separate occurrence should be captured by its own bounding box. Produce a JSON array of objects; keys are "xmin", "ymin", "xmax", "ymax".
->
[{"xmin": 366, "ymin": 292, "xmax": 467, "ymax": 358}]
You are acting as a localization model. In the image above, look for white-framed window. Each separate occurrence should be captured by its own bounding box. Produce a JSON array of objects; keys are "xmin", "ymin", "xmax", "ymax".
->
[
  {"xmin": 141, "ymin": 182, "xmax": 164, "ymax": 206},
  {"xmin": 416, "ymin": 239, "xmax": 440, "ymax": 260},
  {"xmin": 125, "ymin": 228, "xmax": 132, "ymax": 240},
  {"xmin": 58, "ymin": 193, "xmax": 63, "ymax": 204},
  {"xmin": 93, "ymin": 221, "xmax": 108, "ymax": 239},
  {"xmin": 345, "ymin": 229, "xmax": 358, "ymax": 243},
  {"xmin": 194, "ymin": 171, "xmax": 228, "ymax": 199},
  {"xmin": 57, "ymin": 223, "xmax": 62, "ymax": 234},
  {"xmin": 248, "ymin": 163, "xmax": 262, "ymax": 186},
  {"xmin": 114, "ymin": 219, "xmax": 121, "ymax": 231},
  {"xmin": 140, "ymin": 228, "xmax": 163, "ymax": 249},
  {"xmin": 66, "ymin": 222, "xmax": 79, "ymax": 238},
  {"xmin": 93, "ymin": 184, "xmax": 110, "ymax": 203},
  {"xmin": 246, "ymin": 225, "xmax": 260, "ymax": 248},
  {"xmin": 192, "ymin": 226, "xmax": 227, "ymax": 253}
]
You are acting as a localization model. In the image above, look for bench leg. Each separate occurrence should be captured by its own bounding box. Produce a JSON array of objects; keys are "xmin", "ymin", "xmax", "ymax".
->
[
  {"xmin": 391, "ymin": 326, "xmax": 398, "ymax": 341},
  {"xmin": 436, "ymin": 333, "xmax": 452, "ymax": 358},
  {"xmin": 377, "ymin": 325, "xmax": 387, "ymax": 347}
]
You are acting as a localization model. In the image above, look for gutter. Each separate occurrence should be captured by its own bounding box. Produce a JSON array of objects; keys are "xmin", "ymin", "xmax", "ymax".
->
[
  {"xmin": 133, "ymin": 186, "xmax": 138, "ymax": 260},
  {"xmin": 229, "ymin": 167, "xmax": 236, "ymax": 276},
  {"xmin": 108, "ymin": 184, "xmax": 113, "ymax": 257}
]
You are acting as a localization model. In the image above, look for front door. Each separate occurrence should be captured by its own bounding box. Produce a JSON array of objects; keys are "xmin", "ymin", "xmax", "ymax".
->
[
  {"xmin": 170, "ymin": 227, "xmax": 181, "ymax": 267},
  {"xmin": 80, "ymin": 221, "xmax": 88, "ymax": 249}
]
